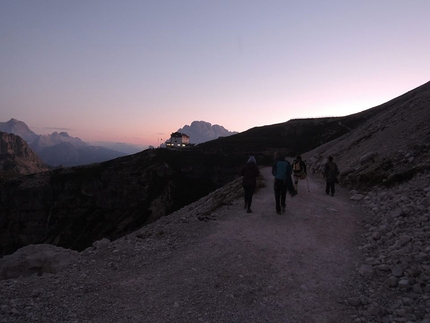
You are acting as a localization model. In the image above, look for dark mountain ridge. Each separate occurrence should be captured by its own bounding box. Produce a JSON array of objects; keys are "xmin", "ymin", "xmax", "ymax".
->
[{"xmin": 0, "ymin": 80, "xmax": 429, "ymax": 257}]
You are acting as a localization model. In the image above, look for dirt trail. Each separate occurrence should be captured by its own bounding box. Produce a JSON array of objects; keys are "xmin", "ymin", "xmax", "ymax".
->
[
  {"xmin": 106, "ymin": 167, "xmax": 365, "ymax": 323},
  {"xmin": 0, "ymin": 167, "xmax": 366, "ymax": 323}
]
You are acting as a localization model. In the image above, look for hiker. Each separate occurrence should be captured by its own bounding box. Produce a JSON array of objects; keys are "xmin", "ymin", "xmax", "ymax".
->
[
  {"xmin": 292, "ymin": 155, "xmax": 307, "ymax": 193},
  {"xmin": 323, "ymin": 156, "xmax": 339, "ymax": 196},
  {"xmin": 240, "ymin": 156, "xmax": 260, "ymax": 213},
  {"xmin": 272, "ymin": 152, "xmax": 296, "ymax": 214}
]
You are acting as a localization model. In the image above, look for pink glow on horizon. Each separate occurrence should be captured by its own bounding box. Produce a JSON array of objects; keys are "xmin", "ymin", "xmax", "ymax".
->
[{"xmin": 1, "ymin": 1, "xmax": 429, "ymax": 147}]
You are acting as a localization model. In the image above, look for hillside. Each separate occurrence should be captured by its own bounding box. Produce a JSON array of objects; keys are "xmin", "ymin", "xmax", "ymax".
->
[{"xmin": 304, "ymin": 80, "xmax": 430, "ymax": 188}]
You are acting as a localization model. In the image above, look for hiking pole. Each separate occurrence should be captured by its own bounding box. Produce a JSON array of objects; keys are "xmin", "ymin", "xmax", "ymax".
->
[{"xmin": 306, "ymin": 176, "xmax": 310, "ymax": 192}]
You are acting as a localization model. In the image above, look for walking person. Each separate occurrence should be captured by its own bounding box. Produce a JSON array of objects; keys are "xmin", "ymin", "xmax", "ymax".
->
[
  {"xmin": 272, "ymin": 152, "xmax": 296, "ymax": 214},
  {"xmin": 240, "ymin": 156, "xmax": 260, "ymax": 213},
  {"xmin": 324, "ymin": 156, "xmax": 339, "ymax": 196},
  {"xmin": 292, "ymin": 155, "xmax": 307, "ymax": 193}
]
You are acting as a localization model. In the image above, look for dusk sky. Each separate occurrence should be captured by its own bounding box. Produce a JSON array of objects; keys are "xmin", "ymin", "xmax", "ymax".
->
[{"xmin": 1, "ymin": 1, "xmax": 429, "ymax": 148}]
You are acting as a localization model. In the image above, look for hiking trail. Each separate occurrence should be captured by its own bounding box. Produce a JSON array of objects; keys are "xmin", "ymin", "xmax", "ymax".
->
[{"xmin": 0, "ymin": 167, "xmax": 366, "ymax": 323}]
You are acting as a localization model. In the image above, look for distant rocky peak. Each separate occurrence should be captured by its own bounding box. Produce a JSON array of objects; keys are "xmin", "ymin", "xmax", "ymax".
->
[
  {"xmin": 51, "ymin": 131, "xmax": 71, "ymax": 137},
  {"xmin": 0, "ymin": 118, "xmax": 38, "ymax": 144},
  {"xmin": 177, "ymin": 120, "xmax": 238, "ymax": 144}
]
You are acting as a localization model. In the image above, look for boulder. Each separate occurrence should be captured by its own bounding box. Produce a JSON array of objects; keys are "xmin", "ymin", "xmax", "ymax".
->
[{"xmin": 0, "ymin": 244, "xmax": 79, "ymax": 280}]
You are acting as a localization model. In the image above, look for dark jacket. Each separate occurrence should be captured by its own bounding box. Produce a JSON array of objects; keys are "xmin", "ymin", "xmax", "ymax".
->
[
  {"xmin": 324, "ymin": 161, "xmax": 339, "ymax": 182},
  {"xmin": 240, "ymin": 161, "xmax": 260, "ymax": 186}
]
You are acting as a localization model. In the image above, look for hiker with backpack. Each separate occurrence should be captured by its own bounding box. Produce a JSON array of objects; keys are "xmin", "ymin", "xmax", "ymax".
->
[
  {"xmin": 272, "ymin": 152, "xmax": 297, "ymax": 214},
  {"xmin": 240, "ymin": 156, "xmax": 260, "ymax": 213},
  {"xmin": 323, "ymin": 156, "xmax": 339, "ymax": 196},
  {"xmin": 292, "ymin": 155, "xmax": 307, "ymax": 193}
]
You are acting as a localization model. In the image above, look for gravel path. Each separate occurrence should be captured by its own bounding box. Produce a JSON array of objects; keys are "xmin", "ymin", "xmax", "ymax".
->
[{"xmin": 0, "ymin": 167, "xmax": 366, "ymax": 323}]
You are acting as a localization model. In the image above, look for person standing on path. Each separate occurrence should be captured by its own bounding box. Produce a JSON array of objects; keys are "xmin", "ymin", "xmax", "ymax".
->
[
  {"xmin": 272, "ymin": 152, "xmax": 296, "ymax": 214},
  {"xmin": 240, "ymin": 156, "xmax": 260, "ymax": 213},
  {"xmin": 292, "ymin": 155, "xmax": 307, "ymax": 193},
  {"xmin": 324, "ymin": 156, "xmax": 339, "ymax": 196}
]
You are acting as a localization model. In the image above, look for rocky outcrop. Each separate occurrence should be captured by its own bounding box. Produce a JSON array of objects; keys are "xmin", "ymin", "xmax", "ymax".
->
[
  {"xmin": 0, "ymin": 244, "xmax": 79, "ymax": 280},
  {"xmin": 0, "ymin": 131, "xmax": 47, "ymax": 175}
]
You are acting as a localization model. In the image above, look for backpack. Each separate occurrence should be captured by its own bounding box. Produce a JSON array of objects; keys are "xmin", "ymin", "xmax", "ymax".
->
[
  {"xmin": 274, "ymin": 160, "xmax": 288, "ymax": 179},
  {"xmin": 293, "ymin": 160, "xmax": 306, "ymax": 179},
  {"xmin": 293, "ymin": 161, "xmax": 301, "ymax": 172}
]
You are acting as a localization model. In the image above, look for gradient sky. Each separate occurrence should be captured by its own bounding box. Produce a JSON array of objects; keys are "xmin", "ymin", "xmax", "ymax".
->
[{"xmin": 1, "ymin": 1, "xmax": 429, "ymax": 147}]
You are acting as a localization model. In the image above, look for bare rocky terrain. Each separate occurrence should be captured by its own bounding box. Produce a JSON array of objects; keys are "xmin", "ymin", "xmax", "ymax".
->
[
  {"xmin": 1, "ymin": 164, "xmax": 429, "ymax": 322},
  {"xmin": 0, "ymin": 168, "xmax": 366, "ymax": 323}
]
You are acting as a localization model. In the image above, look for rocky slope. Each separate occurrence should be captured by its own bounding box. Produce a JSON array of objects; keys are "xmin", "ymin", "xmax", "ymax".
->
[
  {"xmin": 302, "ymin": 80, "xmax": 430, "ymax": 322},
  {"xmin": 304, "ymin": 80, "xmax": 430, "ymax": 188},
  {"xmin": 0, "ymin": 132, "xmax": 48, "ymax": 176},
  {"xmin": 349, "ymin": 172, "xmax": 430, "ymax": 322}
]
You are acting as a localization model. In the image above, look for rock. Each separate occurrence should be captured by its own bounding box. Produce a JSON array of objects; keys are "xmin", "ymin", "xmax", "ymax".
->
[
  {"xmin": 385, "ymin": 276, "xmax": 399, "ymax": 287},
  {"xmin": 371, "ymin": 232, "xmax": 382, "ymax": 240},
  {"xmin": 391, "ymin": 208, "xmax": 404, "ymax": 218},
  {"xmin": 413, "ymin": 284, "xmax": 423, "ymax": 293},
  {"xmin": 398, "ymin": 279, "xmax": 410, "ymax": 289},
  {"xmin": 366, "ymin": 304, "xmax": 380, "ymax": 316},
  {"xmin": 347, "ymin": 297, "xmax": 361, "ymax": 307},
  {"xmin": 92, "ymin": 238, "xmax": 111, "ymax": 250},
  {"xmin": 350, "ymin": 194, "xmax": 365, "ymax": 201},
  {"xmin": 392, "ymin": 265, "xmax": 403, "ymax": 277},
  {"xmin": 359, "ymin": 264, "xmax": 373, "ymax": 277},
  {"xmin": 0, "ymin": 244, "xmax": 79, "ymax": 280}
]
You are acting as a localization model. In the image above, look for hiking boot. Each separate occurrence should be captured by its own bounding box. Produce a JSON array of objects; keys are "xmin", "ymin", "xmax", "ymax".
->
[
  {"xmin": 290, "ymin": 190, "xmax": 297, "ymax": 198},
  {"xmin": 247, "ymin": 209, "xmax": 252, "ymax": 213},
  {"xmin": 276, "ymin": 211, "xmax": 281, "ymax": 215}
]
